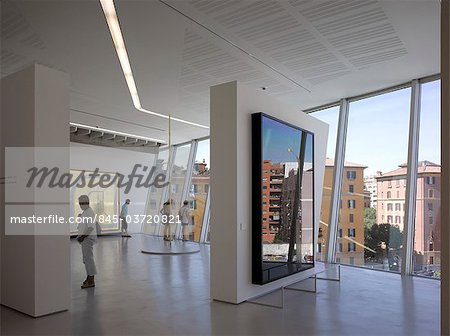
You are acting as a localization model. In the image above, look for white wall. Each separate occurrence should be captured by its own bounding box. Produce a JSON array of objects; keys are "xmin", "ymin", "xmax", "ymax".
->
[
  {"xmin": 70, "ymin": 143, "xmax": 156, "ymax": 233},
  {"xmin": 210, "ymin": 81, "xmax": 328, "ymax": 304},
  {"xmin": 1, "ymin": 64, "xmax": 71, "ymax": 318}
]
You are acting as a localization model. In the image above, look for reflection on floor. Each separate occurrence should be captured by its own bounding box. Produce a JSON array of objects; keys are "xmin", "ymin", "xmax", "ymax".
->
[
  {"xmin": 141, "ymin": 235, "xmax": 200, "ymax": 255},
  {"xmin": 0, "ymin": 234, "xmax": 440, "ymax": 335}
]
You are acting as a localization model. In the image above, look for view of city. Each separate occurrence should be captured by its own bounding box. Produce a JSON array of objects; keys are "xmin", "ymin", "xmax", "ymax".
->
[
  {"xmin": 142, "ymin": 80, "xmax": 440, "ymax": 279},
  {"xmin": 314, "ymin": 80, "xmax": 441, "ymax": 278}
]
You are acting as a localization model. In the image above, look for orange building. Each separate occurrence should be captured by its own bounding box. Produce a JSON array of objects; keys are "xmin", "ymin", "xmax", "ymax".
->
[
  {"xmin": 262, "ymin": 160, "xmax": 284, "ymax": 243},
  {"xmin": 317, "ymin": 159, "xmax": 366, "ymax": 266},
  {"xmin": 189, "ymin": 161, "xmax": 210, "ymax": 242}
]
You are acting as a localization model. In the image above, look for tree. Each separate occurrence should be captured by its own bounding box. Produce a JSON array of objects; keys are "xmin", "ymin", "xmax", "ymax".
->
[
  {"xmin": 364, "ymin": 207, "xmax": 377, "ymax": 230},
  {"xmin": 364, "ymin": 223, "xmax": 403, "ymax": 262}
]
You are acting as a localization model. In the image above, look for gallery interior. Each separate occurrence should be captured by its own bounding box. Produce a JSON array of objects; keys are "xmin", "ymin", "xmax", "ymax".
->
[{"xmin": 0, "ymin": 0, "xmax": 448, "ymax": 335}]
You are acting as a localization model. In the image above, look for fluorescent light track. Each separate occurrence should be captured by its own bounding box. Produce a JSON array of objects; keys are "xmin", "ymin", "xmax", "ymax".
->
[
  {"xmin": 99, "ymin": 0, "xmax": 209, "ymax": 129},
  {"xmin": 70, "ymin": 122, "xmax": 166, "ymax": 144}
]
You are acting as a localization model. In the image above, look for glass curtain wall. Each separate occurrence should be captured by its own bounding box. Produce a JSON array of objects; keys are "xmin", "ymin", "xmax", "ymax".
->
[
  {"xmin": 139, "ymin": 76, "xmax": 440, "ymax": 270},
  {"xmin": 337, "ymin": 88, "xmax": 411, "ymax": 271},
  {"xmin": 142, "ymin": 139, "xmax": 211, "ymax": 242},
  {"xmin": 309, "ymin": 106, "xmax": 339, "ymax": 261},
  {"xmin": 187, "ymin": 139, "xmax": 210, "ymax": 242},
  {"xmin": 414, "ymin": 80, "xmax": 441, "ymax": 278},
  {"xmin": 142, "ymin": 148, "xmax": 169, "ymax": 235},
  {"xmin": 165, "ymin": 143, "xmax": 192, "ymax": 237}
]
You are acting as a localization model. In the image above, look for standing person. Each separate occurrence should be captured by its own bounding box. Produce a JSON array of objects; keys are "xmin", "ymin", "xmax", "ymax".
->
[
  {"xmin": 161, "ymin": 199, "xmax": 174, "ymax": 241},
  {"xmin": 179, "ymin": 200, "xmax": 192, "ymax": 241},
  {"xmin": 120, "ymin": 199, "xmax": 131, "ymax": 237},
  {"xmin": 77, "ymin": 195, "xmax": 97, "ymax": 289}
]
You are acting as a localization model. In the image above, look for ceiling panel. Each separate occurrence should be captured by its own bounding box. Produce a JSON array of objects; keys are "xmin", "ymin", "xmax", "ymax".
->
[{"xmin": 0, "ymin": 0, "xmax": 440, "ymax": 144}]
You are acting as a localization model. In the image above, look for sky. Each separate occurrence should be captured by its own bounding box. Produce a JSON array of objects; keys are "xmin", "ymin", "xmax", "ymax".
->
[
  {"xmin": 262, "ymin": 115, "xmax": 313, "ymax": 164},
  {"xmin": 194, "ymin": 138, "xmax": 210, "ymax": 168},
  {"xmin": 312, "ymin": 80, "xmax": 440, "ymax": 176},
  {"xmin": 159, "ymin": 80, "xmax": 440, "ymax": 177}
]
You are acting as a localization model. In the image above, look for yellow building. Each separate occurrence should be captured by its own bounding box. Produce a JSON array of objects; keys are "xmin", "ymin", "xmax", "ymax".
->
[
  {"xmin": 189, "ymin": 162, "xmax": 210, "ymax": 242},
  {"xmin": 318, "ymin": 159, "xmax": 366, "ymax": 266}
]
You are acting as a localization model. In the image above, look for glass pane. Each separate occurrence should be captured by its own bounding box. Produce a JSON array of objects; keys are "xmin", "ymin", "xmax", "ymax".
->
[
  {"xmin": 165, "ymin": 143, "xmax": 192, "ymax": 238},
  {"xmin": 414, "ymin": 80, "xmax": 441, "ymax": 278},
  {"xmin": 310, "ymin": 106, "xmax": 339, "ymax": 261},
  {"xmin": 143, "ymin": 148, "xmax": 169, "ymax": 235},
  {"xmin": 188, "ymin": 139, "xmax": 210, "ymax": 242},
  {"xmin": 338, "ymin": 88, "xmax": 411, "ymax": 271}
]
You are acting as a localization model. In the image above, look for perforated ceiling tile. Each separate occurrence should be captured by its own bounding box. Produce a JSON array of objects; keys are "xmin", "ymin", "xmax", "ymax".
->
[
  {"xmin": 179, "ymin": 28, "xmax": 289, "ymax": 98},
  {"xmin": 220, "ymin": 70, "xmax": 270, "ymax": 84},
  {"xmin": 289, "ymin": 0, "xmax": 408, "ymax": 70},
  {"xmin": 265, "ymin": 84, "xmax": 296, "ymax": 94},
  {"xmin": 350, "ymin": 49, "xmax": 408, "ymax": 68},
  {"xmin": 296, "ymin": 0, "xmax": 378, "ymax": 22},
  {"xmin": 206, "ymin": 61, "xmax": 253, "ymax": 78},
  {"xmin": 0, "ymin": 49, "xmax": 28, "ymax": 72},
  {"xmin": 298, "ymin": 62, "xmax": 348, "ymax": 79},
  {"xmin": 183, "ymin": 41, "xmax": 222, "ymax": 61},
  {"xmin": 233, "ymin": 14, "xmax": 300, "ymax": 41},
  {"xmin": 270, "ymin": 42, "xmax": 328, "ymax": 63},
  {"xmin": 1, "ymin": 1, "xmax": 46, "ymax": 50},
  {"xmin": 339, "ymin": 36, "xmax": 405, "ymax": 59},
  {"xmin": 327, "ymin": 23, "xmax": 395, "ymax": 48},
  {"xmin": 315, "ymin": 8, "xmax": 387, "ymax": 36},
  {"xmin": 179, "ymin": 72, "xmax": 210, "ymax": 87},
  {"xmin": 307, "ymin": 70, "xmax": 352, "ymax": 85},
  {"xmin": 285, "ymin": 53, "xmax": 338, "ymax": 71},
  {"xmin": 215, "ymin": 1, "xmax": 284, "ymax": 30},
  {"xmin": 188, "ymin": 0, "xmax": 242, "ymax": 16},
  {"xmin": 253, "ymin": 29, "xmax": 314, "ymax": 53}
]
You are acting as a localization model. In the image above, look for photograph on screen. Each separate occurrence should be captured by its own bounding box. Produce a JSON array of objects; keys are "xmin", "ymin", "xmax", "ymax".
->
[{"xmin": 252, "ymin": 113, "xmax": 314, "ymax": 284}]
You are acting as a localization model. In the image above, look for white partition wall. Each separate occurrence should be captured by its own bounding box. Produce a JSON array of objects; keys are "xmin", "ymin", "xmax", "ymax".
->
[
  {"xmin": 0, "ymin": 64, "xmax": 71, "ymax": 317},
  {"xmin": 210, "ymin": 81, "xmax": 328, "ymax": 304}
]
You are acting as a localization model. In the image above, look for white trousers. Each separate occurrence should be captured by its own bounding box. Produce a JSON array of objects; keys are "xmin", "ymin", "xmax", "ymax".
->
[{"xmin": 81, "ymin": 239, "xmax": 97, "ymax": 276}]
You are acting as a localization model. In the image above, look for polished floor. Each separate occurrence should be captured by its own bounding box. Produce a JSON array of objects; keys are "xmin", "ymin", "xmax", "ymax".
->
[{"xmin": 1, "ymin": 234, "xmax": 440, "ymax": 335}]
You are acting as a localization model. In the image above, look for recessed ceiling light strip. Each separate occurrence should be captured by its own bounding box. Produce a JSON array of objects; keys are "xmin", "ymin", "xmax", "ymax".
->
[
  {"xmin": 71, "ymin": 108, "xmax": 167, "ymax": 132},
  {"xmin": 70, "ymin": 122, "xmax": 166, "ymax": 144},
  {"xmin": 99, "ymin": 0, "xmax": 209, "ymax": 129}
]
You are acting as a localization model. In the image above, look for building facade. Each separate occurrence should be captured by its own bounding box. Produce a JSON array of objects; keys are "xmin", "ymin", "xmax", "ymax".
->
[
  {"xmin": 317, "ymin": 159, "xmax": 366, "ymax": 266},
  {"xmin": 376, "ymin": 161, "xmax": 441, "ymax": 272},
  {"xmin": 364, "ymin": 175, "xmax": 378, "ymax": 208}
]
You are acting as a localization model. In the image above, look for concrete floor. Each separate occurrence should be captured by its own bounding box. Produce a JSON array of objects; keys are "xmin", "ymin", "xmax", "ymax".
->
[{"xmin": 1, "ymin": 234, "xmax": 440, "ymax": 335}]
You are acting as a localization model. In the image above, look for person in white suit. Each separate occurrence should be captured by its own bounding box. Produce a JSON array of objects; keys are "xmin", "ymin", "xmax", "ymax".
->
[{"xmin": 77, "ymin": 195, "xmax": 97, "ymax": 289}]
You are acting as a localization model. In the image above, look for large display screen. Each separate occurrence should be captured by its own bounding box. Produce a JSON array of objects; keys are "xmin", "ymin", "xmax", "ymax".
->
[{"xmin": 252, "ymin": 113, "xmax": 314, "ymax": 285}]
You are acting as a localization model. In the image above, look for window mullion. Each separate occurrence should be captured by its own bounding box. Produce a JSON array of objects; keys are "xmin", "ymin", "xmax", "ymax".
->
[{"xmin": 402, "ymin": 79, "xmax": 421, "ymax": 275}]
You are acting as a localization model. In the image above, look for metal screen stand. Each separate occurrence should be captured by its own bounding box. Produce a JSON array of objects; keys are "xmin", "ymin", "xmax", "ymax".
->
[
  {"xmin": 246, "ymin": 287, "xmax": 285, "ymax": 309},
  {"xmin": 315, "ymin": 263, "xmax": 341, "ymax": 282},
  {"xmin": 284, "ymin": 276, "xmax": 317, "ymax": 293},
  {"xmin": 246, "ymin": 275, "xmax": 318, "ymax": 309},
  {"xmin": 246, "ymin": 264, "xmax": 341, "ymax": 309}
]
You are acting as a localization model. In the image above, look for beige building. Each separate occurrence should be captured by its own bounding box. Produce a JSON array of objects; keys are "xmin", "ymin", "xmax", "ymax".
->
[{"xmin": 376, "ymin": 161, "xmax": 441, "ymax": 272}]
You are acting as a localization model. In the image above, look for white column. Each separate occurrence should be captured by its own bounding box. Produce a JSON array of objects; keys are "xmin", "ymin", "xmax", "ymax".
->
[
  {"xmin": 0, "ymin": 64, "xmax": 70, "ymax": 317},
  {"xmin": 441, "ymin": 1, "xmax": 450, "ymax": 335}
]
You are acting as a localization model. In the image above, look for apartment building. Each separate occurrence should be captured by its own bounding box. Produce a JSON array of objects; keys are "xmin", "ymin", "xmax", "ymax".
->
[
  {"xmin": 318, "ymin": 159, "xmax": 366, "ymax": 266},
  {"xmin": 376, "ymin": 161, "xmax": 441, "ymax": 271}
]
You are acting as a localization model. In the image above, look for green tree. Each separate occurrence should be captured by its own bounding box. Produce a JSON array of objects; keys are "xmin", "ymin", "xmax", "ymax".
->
[
  {"xmin": 364, "ymin": 223, "xmax": 403, "ymax": 262},
  {"xmin": 364, "ymin": 207, "xmax": 377, "ymax": 229}
]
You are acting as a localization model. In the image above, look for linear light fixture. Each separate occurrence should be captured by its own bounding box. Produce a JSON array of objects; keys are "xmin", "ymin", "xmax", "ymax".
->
[
  {"xmin": 99, "ymin": 0, "xmax": 209, "ymax": 129},
  {"xmin": 70, "ymin": 122, "xmax": 166, "ymax": 144}
]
